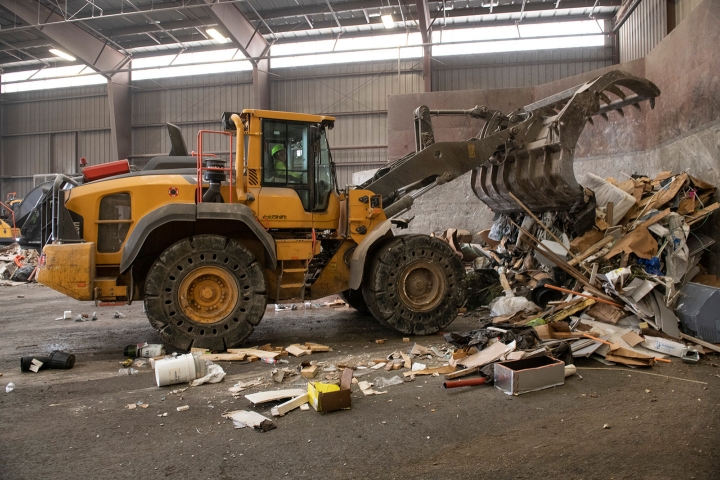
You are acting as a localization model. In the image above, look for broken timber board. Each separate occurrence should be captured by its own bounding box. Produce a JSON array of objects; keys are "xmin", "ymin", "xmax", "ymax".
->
[
  {"xmin": 568, "ymin": 237, "xmax": 614, "ymax": 266},
  {"xmin": 245, "ymin": 389, "xmax": 306, "ymax": 405},
  {"xmin": 444, "ymin": 367, "xmax": 478, "ymax": 380},
  {"xmin": 200, "ymin": 353, "xmax": 247, "ymax": 362},
  {"xmin": 634, "ymin": 208, "xmax": 671, "ymax": 231},
  {"xmin": 271, "ymin": 394, "xmax": 309, "ymax": 416},
  {"xmin": 227, "ymin": 348, "xmax": 280, "ymax": 359},
  {"xmin": 286, "ymin": 345, "xmax": 311, "ymax": 357},
  {"xmin": 547, "ymin": 298, "xmax": 596, "ymax": 323},
  {"xmin": 404, "ymin": 365, "xmax": 456, "ymax": 377},
  {"xmin": 679, "ymin": 333, "xmax": 720, "ymax": 354}
]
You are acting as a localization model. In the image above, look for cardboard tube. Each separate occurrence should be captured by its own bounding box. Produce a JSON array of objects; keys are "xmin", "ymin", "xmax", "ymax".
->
[{"xmin": 443, "ymin": 377, "xmax": 487, "ymax": 389}]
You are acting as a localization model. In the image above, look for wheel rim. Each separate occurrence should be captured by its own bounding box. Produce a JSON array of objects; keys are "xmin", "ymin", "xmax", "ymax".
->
[
  {"xmin": 397, "ymin": 261, "xmax": 445, "ymax": 312},
  {"xmin": 178, "ymin": 266, "xmax": 239, "ymax": 324}
]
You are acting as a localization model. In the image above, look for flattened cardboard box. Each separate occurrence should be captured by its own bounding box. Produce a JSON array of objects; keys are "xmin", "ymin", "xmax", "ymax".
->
[
  {"xmin": 494, "ymin": 356, "xmax": 565, "ymax": 395},
  {"xmin": 307, "ymin": 367, "xmax": 352, "ymax": 412}
]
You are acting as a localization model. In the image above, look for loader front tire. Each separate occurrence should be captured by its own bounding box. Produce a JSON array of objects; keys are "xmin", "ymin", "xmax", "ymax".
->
[
  {"xmin": 339, "ymin": 289, "xmax": 370, "ymax": 314},
  {"xmin": 362, "ymin": 235, "xmax": 466, "ymax": 335},
  {"xmin": 144, "ymin": 235, "xmax": 267, "ymax": 351}
]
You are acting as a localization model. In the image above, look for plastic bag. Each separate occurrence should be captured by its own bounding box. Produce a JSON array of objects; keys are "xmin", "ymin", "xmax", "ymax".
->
[
  {"xmin": 489, "ymin": 293, "xmax": 539, "ymax": 317},
  {"xmin": 373, "ymin": 376, "xmax": 404, "ymax": 388}
]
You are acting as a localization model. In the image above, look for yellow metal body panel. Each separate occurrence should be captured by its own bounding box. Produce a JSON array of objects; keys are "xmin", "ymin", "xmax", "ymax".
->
[
  {"xmin": 307, "ymin": 240, "xmax": 355, "ymax": 299},
  {"xmin": 65, "ymin": 174, "xmax": 197, "ymax": 265},
  {"xmin": 38, "ymin": 243, "xmax": 96, "ymax": 300},
  {"xmin": 276, "ymin": 239, "xmax": 319, "ymax": 261},
  {"xmin": 0, "ymin": 219, "xmax": 19, "ymax": 239},
  {"xmin": 256, "ymin": 187, "xmax": 314, "ymax": 229},
  {"xmin": 347, "ymin": 189, "xmax": 388, "ymax": 245}
]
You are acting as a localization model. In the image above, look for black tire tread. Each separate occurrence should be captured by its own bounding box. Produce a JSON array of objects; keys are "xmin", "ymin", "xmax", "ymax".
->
[
  {"xmin": 144, "ymin": 235, "xmax": 267, "ymax": 350},
  {"xmin": 362, "ymin": 235, "xmax": 466, "ymax": 335}
]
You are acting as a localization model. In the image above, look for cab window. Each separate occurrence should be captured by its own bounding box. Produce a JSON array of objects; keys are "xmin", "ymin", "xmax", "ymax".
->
[
  {"xmin": 262, "ymin": 120, "xmax": 311, "ymax": 210},
  {"xmin": 314, "ymin": 129, "xmax": 334, "ymax": 212}
]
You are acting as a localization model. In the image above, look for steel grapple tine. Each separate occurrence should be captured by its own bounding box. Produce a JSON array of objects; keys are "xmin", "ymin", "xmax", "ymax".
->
[{"xmin": 470, "ymin": 70, "xmax": 660, "ymax": 214}]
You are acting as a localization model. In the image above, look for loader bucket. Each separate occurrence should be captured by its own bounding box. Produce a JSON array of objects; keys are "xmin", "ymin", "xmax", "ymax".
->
[{"xmin": 471, "ymin": 71, "xmax": 660, "ymax": 213}]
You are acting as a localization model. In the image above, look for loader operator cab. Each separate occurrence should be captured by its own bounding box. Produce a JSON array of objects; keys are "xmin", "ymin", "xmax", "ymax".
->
[{"xmin": 262, "ymin": 119, "xmax": 335, "ymax": 212}]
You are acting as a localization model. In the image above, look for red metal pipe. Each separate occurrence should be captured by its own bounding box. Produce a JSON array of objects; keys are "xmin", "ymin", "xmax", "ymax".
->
[{"xmin": 443, "ymin": 377, "xmax": 487, "ymax": 389}]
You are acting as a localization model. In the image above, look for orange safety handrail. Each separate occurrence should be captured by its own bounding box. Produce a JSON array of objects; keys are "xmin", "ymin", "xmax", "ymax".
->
[{"xmin": 196, "ymin": 130, "xmax": 234, "ymax": 204}]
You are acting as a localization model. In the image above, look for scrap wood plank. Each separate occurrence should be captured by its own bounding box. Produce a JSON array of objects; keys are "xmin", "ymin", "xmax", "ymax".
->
[
  {"xmin": 686, "ymin": 202, "xmax": 719, "ymax": 226},
  {"xmin": 271, "ymin": 394, "xmax": 309, "ymax": 416},
  {"xmin": 568, "ymin": 236, "xmax": 614, "ymax": 266},
  {"xmin": 401, "ymin": 352, "xmax": 412, "ymax": 369},
  {"xmin": 546, "ymin": 298, "xmax": 596, "ymax": 323},
  {"xmin": 444, "ymin": 367, "xmax": 478, "ymax": 380},
  {"xmin": 679, "ymin": 333, "xmax": 720, "ymax": 354},
  {"xmin": 551, "ymin": 331, "xmax": 590, "ymax": 339},
  {"xmin": 286, "ymin": 345, "xmax": 311, "ymax": 357},
  {"xmin": 200, "ymin": 353, "xmax": 247, "ymax": 362},
  {"xmin": 508, "ymin": 192, "xmax": 588, "ymax": 272},
  {"xmin": 245, "ymin": 389, "xmax": 306, "ymax": 405},
  {"xmin": 304, "ymin": 342, "xmax": 332, "ymax": 352},
  {"xmin": 403, "ymin": 365, "xmax": 456, "ymax": 377},
  {"xmin": 634, "ymin": 208, "xmax": 671, "ymax": 231},
  {"xmin": 512, "ymin": 219, "xmax": 614, "ymax": 302},
  {"xmin": 227, "ymin": 348, "xmax": 280, "ymax": 359}
]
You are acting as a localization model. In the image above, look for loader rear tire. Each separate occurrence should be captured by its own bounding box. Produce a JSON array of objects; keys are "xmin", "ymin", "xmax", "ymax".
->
[
  {"xmin": 144, "ymin": 235, "xmax": 267, "ymax": 351},
  {"xmin": 339, "ymin": 289, "xmax": 370, "ymax": 314},
  {"xmin": 362, "ymin": 235, "xmax": 466, "ymax": 335}
]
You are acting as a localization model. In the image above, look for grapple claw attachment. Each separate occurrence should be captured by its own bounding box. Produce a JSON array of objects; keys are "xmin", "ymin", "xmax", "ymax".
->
[{"xmin": 471, "ymin": 70, "xmax": 660, "ymax": 213}]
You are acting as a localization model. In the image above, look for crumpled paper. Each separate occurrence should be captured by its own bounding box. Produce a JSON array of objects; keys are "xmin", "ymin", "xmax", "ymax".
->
[{"xmin": 191, "ymin": 362, "xmax": 226, "ymax": 386}]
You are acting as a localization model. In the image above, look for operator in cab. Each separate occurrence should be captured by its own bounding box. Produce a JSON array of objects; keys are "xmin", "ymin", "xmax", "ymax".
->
[{"xmin": 271, "ymin": 144, "xmax": 302, "ymax": 182}]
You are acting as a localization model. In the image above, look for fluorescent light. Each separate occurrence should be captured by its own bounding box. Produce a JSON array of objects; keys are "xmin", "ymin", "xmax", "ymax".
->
[
  {"xmin": 206, "ymin": 28, "xmax": 228, "ymax": 44},
  {"xmin": 381, "ymin": 15, "xmax": 395, "ymax": 29},
  {"xmin": 49, "ymin": 49, "xmax": 76, "ymax": 61}
]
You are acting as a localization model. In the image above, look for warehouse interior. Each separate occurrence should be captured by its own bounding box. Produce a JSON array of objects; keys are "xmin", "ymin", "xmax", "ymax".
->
[{"xmin": 1, "ymin": 1, "xmax": 719, "ymax": 478}]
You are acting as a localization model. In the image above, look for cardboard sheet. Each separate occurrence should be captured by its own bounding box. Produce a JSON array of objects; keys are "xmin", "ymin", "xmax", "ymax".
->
[
  {"xmin": 605, "ymin": 226, "xmax": 658, "ymax": 260},
  {"xmin": 458, "ymin": 340, "xmax": 516, "ymax": 368}
]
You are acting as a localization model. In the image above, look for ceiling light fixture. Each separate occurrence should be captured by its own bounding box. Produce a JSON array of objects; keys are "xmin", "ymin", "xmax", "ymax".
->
[
  {"xmin": 49, "ymin": 49, "xmax": 76, "ymax": 61},
  {"xmin": 381, "ymin": 14, "xmax": 395, "ymax": 29},
  {"xmin": 206, "ymin": 28, "xmax": 228, "ymax": 44}
]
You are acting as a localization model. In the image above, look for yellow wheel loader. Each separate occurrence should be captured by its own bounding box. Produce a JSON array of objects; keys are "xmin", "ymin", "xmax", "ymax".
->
[{"xmin": 35, "ymin": 70, "xmax": 659, "ymax": 351}]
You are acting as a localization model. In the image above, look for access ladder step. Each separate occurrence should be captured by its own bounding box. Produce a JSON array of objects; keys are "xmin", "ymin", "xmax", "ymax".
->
[
  {"xmin": 279, "ymin": 283, "xmax": 305, "ymax": 288},
  {"xmin": 282, "ymin": 268, "xmax": 308, "ymax": 273}
]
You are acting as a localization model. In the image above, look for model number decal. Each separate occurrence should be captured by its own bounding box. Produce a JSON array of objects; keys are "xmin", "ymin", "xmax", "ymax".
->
[{"xmin": 262, "ymin": 214, "xmax": 287, "ymax": 220}]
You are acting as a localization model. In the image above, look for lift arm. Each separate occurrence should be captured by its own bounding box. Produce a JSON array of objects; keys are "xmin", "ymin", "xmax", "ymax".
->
[{"xmin": 362, "ymin": 70, "xmax": 660, "ymax": 217}]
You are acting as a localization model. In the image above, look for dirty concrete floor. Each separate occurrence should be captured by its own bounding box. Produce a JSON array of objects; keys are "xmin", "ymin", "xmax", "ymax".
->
[{"xmin": 1, "ymin": 285, "xmax": 719, "ymax": 480}]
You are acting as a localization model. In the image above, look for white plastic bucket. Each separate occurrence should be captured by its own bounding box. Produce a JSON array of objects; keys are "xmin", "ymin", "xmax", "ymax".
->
[{"xmin": 155, "ymin": 354, "xmax": 206, "ymax": 387}]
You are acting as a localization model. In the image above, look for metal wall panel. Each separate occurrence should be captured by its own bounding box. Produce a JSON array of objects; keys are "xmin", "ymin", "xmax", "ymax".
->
[
  {"xmin": 0, "ymin": 134, "xmax": 50, "ymax": 197},
  {"xmin": 620, "ymin": 0, "xmax": 668, "ymax": 63},
  {"xmin": 272, "ymin": 60, "xmax": 423, "ymax": 114},
  {"xmin": 51, "ymin": 132, "xmax": 77, "ymax": 175},
  {"xmin": 433, "ymin": 47, "xmax": 614, "ymax": 91},
  {"xmin": 675, "ymin": 0, "xmax": 704, "ymax": 25},
  {"xmin": 132, "ymin": 72, "xmax": 254, "ymax": 126},
  {"xmin": 2, "ymin": 86, "xmax": 110, "ymax": 135},
  {"xmin": 79, "ymin": 130, "xmax": 113, "ymax": 166}
]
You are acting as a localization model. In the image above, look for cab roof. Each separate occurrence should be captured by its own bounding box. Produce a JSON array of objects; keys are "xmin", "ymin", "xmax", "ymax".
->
[{"xmin": 241, "ymin": 109, "xmax": 335, "ymax": 126}]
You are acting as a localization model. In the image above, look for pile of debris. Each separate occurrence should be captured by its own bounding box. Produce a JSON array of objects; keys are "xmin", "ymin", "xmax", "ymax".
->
[
  {"xmin": 438, "ymin": 170, "xmax": 720, "ymax": 361},
  {"xmin": 0, "ymin": 243, "xmax": 39, "ymax": 285}
]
